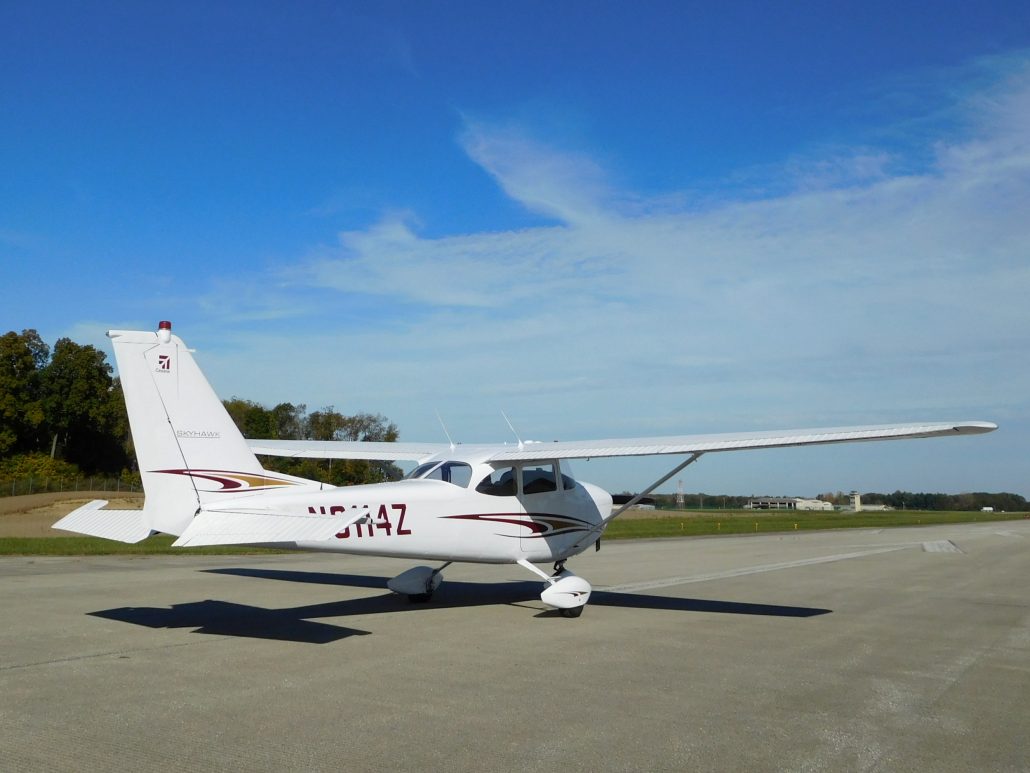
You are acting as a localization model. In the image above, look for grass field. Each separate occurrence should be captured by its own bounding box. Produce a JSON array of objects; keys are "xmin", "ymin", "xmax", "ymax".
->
[
  {"xmin": 603, "ymin": 508, "xmax": 1028, "ymax": 539},
  {"xmin": 0, "ymin": 506, "xmax": 1025, "ymax": 555}
]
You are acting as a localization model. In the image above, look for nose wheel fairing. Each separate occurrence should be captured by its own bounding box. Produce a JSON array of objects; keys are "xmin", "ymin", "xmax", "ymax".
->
[{"xmin": 517, "ymin": 559, "xmax": 592, "ymax": 616}]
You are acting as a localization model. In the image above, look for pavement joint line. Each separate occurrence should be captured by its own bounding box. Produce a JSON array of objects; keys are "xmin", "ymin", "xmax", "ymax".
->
[{"xmin": 600, "ymin": 546, "xmax": 908, "ymax": 593}]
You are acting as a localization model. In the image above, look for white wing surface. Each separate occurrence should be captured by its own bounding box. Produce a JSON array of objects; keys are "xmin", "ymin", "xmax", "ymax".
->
[
  {"xmin": 486, "ymin": 421, "xmax": 997, "ymax": 462},
  {"xmin": 246, "ymin": 422, "xmax": 996, "ymax": 464},
  {"xmin": 247, "ymin": 439, "xmax": 447, "ymax": 462},
  {"xmin": 53, "ymin": 500, "xmax": 153, "ymax": 543}
]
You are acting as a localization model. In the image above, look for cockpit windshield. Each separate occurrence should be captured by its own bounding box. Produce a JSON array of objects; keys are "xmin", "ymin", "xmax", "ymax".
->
[
  {"xmin": 405, "ymin": 462, "xmax": 441, "ymax": 480},
  {"xmin": 404, "ymin": 461, "xmax": 473, "ymax": 487}
]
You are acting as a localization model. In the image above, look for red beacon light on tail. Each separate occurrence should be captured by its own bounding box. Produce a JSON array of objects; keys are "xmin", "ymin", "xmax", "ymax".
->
[{"xmin": 157, "ymin": 320, "xmax": 172, "ymax": 343}]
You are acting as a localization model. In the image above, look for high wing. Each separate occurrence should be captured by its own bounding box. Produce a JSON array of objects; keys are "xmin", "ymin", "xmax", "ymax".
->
[
  {"xmin": 247, "ymin": 421, "xmax": 996, "ymax": 463},
  {"xmin": 247, "ymin": 439, "xmax": 448, "ymax": 463},
  {"xmin": 489, "ymin": 421, "xmax": 997, "ymax": 461}
]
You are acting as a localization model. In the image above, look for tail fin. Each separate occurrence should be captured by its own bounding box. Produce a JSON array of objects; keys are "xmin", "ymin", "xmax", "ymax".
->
[{"xmin": 107, "ymin": 322, "xmax": 313, "ymax": 536}]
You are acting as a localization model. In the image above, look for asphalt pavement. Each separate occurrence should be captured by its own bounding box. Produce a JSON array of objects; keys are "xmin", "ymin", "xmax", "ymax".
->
[{"xmin": 2, "ymin": 520, "xmax": 1028, "ymax": 772}]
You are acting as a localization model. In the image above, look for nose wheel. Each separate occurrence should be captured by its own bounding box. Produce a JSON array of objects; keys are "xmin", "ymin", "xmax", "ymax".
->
[{"xmin": 518, "ymin": 559, "xmax": 592, "ymax": 618}]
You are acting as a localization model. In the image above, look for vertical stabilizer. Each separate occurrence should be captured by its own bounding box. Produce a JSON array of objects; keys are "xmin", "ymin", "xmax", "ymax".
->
[{"xmin": 109, "ymin": 323, "xmax": 308, "ymax": 536}]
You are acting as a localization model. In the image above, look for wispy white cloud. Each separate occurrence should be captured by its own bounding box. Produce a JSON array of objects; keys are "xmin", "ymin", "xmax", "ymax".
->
[
  {"xmin": 458, "ymin": 119, "xmax": 615, "ymax": 225},
  {"xmin": 299, "ymin": 72, "xmax": 1029, "ymax": 342}
]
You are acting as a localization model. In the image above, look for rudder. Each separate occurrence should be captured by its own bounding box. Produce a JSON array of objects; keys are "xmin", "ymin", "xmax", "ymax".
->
[{"xmin": 108, "ymin": 322, "xmax": 311, "ymax": 536}]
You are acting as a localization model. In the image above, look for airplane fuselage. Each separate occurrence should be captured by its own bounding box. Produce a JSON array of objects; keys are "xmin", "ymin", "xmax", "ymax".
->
[{"xmin": 201, "ymin": 457, "xmax": 614, "ymax": 564}]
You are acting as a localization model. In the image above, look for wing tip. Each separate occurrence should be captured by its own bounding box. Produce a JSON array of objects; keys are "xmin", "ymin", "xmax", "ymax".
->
[{"xmin": 953, "ymin": 421, "xmax": 998, "ymax": 435}]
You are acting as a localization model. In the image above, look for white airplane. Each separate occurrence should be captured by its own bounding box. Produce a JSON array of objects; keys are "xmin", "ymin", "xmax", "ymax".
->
[{"xmin": 55, "ymin": 322, "xmax": 997, "ymax": 617}]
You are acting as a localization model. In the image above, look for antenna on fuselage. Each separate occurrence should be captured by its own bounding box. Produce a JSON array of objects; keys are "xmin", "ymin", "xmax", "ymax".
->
[
  {"xmin": 436, "ymin": 411, "xmax": 457, "ymax": 452},
  {"xmin": 501, "ymin": 411, "xmax": 524, "ymax": 451}
]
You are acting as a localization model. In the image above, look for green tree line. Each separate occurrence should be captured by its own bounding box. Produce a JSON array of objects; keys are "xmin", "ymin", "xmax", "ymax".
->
[
  {"xmin": 221, "ymin": 398, "xmax": 403, "ymax": 486},
  {"xmin": 0, "ymin": 329, "xmax": 129, "ymax": 474},
  {"xmin": 861, "ymin": 490, "xmax": 1026, "ymax": 512},
  {"xmin": 0, "ymin": 329, "xmax": 400, "ymax": 487}
]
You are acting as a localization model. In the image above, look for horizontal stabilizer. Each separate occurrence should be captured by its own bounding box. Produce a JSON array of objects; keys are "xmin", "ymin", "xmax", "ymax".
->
[
  {"xmin": 52, "ymin": 500, "xmax": 153, "ymax": 543},
  {"xmin": 172, "ymin": 508, "xmax": 366, "ymax": 547}
]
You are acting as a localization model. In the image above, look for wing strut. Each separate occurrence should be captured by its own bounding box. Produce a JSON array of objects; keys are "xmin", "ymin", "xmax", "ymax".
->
[{"xmin": 572, "ymin": 452, "xmax": 704, "ymax": 549}]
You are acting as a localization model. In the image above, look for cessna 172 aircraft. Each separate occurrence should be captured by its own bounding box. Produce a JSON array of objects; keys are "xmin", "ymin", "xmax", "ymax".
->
[{"xmin": 55, "ymin": 322, "xmax": 996, "ymax": 617}]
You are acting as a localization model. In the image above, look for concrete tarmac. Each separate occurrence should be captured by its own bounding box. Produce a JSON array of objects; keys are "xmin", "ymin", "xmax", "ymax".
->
[{"xmin": 2, "ymin": 521, "xmax": 1028, "ymax": 772}]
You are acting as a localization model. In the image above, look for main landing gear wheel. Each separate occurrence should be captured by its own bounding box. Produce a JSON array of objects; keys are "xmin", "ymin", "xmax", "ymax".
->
[
  {"xmin": 559, "ymin": 606, "xmax": 583, "ymax": 618},
  {"xmin": 388, "ymin": 563, "xmax": 450, "ymax": 603}
]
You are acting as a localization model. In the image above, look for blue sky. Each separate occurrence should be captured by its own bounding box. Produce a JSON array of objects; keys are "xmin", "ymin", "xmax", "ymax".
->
[{"xmin": 2, "ymin": 1, "xmax": 1029, "ymax": 496}]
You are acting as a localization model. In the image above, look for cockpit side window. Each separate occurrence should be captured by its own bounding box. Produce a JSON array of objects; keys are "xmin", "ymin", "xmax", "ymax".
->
[
  {"xmin": 433, "ymin": 462, "xmax": 472, "ymax": 487},
  {"xmin": 522, "ymin": 463, "xmax": 558, "ymax": 494},
  {"xmin": 476, "ymin": 466, "xmax": 516, "ymax": 497}
]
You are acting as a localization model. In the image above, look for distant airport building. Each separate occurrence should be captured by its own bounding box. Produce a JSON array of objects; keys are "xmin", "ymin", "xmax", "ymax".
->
[
  {"xmin": 844, "ymin": 491, "xmax": 891, "ymax": 512},
  {"xmin": 745, "ymin": 497, "xmax": 833, "ymax": 511}
]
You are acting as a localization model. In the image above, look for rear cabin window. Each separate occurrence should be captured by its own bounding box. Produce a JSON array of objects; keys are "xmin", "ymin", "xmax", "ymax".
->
[
  {"xmin": 522, "ymin": 464, "xmax": 558, "ymax": 494},
  {"xmin": 476, "ymin": 466, "xmax": 516, "ymax": 497}
]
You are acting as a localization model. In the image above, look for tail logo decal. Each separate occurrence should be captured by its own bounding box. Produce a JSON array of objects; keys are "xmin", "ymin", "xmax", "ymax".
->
[
  {"xmin": 156, "ymin": 354, "xmax": 171, "ymax": 372},
  {"xmin": 175, "ymin": 429, "xmax": 221, "ymax": 439},
  {"xmin": 153, "ymin": 468, "xmax": 304, "ymax": 493}
]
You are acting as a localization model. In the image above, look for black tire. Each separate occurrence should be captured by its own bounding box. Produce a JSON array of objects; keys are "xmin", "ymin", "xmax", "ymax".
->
[
  {"xmin": 559, "ymin": 606, "xmax": 584, "ymax": 618},
  {"xmin": 408, "ymin": 592, "xmax": 433, "ymax": 603}
]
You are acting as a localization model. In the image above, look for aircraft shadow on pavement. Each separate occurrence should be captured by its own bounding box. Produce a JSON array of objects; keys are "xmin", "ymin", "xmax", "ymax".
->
[
  {"xmin": 87, "ymin": 568, "xmax": 830, "ymax": 644},
  {"xmin": 207, "ymin": 567, "xmax": 832, "ymax": 618},
  {"xmin": 89, "ymin": 600, "xmax": 371, "ymax": 644}
]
